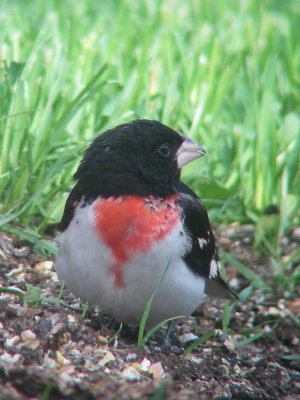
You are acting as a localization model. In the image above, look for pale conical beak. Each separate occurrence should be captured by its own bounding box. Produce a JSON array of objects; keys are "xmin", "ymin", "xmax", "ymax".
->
[{"xmin": 176, "ymin": 135, "xmax": 206, "ymax": 168}]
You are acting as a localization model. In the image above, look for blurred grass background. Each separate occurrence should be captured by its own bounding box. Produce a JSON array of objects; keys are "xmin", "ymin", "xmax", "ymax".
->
[{"xmin": 0, "ymin": 0, "xmax": 299, "ymax": 292}]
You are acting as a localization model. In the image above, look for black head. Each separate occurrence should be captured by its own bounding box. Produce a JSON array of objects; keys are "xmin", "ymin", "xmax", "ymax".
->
[{"xmin": 74, "ymin": 119, "xmax": 204, "ymax": 199}]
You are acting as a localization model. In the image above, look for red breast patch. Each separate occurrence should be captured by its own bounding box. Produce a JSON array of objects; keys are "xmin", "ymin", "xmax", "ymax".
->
[{"xmin": 93, "ymin": 195, "xmax": 181, "ymax": 288}]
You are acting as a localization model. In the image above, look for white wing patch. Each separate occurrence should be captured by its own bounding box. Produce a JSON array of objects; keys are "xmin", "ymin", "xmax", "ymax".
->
[
  {"xmin": 198, "ymin": 238, "xmax": 208, "ymax": 249},
  {"xmin": 209, "ymin": 259, "xmax": 220, "ymax": 279}
]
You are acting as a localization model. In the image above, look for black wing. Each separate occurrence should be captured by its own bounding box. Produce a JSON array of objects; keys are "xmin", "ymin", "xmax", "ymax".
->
[
  {"xmin": 58, "ymin": 183, "xmax": 83, "ymax": 232},
  {"xmin": 178, "ymin": 182, "xmax": 237, "ymax": 300}
]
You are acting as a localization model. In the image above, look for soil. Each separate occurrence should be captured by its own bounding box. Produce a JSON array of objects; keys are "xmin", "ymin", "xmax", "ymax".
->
[{"xmin": 0, "ymin": 225, "xmax": 299, "ymax": 400}]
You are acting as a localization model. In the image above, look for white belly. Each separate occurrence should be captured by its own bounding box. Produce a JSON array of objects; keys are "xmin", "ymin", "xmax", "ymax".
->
[{"xmin": 55, "ymin": 203, "xmax": 205, "ymax": 328}]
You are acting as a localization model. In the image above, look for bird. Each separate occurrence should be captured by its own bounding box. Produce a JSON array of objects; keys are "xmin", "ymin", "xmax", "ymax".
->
[{"xmin": 55, "ymin": 119, "xmax": 237, "ymax": 330}]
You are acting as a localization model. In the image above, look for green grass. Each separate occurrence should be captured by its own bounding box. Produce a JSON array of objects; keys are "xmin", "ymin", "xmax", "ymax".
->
[
  {"xmin": 0, "ymin": 0, "xmax": 299, "ymax": 296},
  {"xmin": 137, "ymin": 259, "xmax": 186, "ymax": 349}
]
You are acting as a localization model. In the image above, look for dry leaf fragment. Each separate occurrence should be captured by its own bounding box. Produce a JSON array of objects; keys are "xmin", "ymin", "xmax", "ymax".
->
[
  {"xmin": 132, "ymin": 357, "xmax": 151, "ymax": 374},
  {"xmin": 56, "ymin": 350, "xmax": 70, "ymax": 367},
  {"xmin": 99, "ymin": 351, "xmax": 115, "ymax": 366},
  {"xmin": 184, "ymin": 354, "xmax": 203, "ymax": 364},
  {"xmin": 223, "ymin": 335, "xmax": 236, "ymax": 351},
  {"xmin": 51, "ymin": 322, "xmax": 65, "ymax": 335},
  {"xmin": 35, "ymin": 260, "xmax": 54, "ymax": 271},
  {"xmin": 234, "ymin": 364, "xmax": 241, "ymax": 374},
  {"xmin": 140, "ymin": 357, "xmax": 151, "ymax": 372},
  {"xmin": 285, "ymin": 299, "xmax": 300, "ymax": 316},
  {"xmin": 98, "ymin": 335, "xmax": 109, "ymax": 345},
  {"xmin": 21, "ymin": 329, "xmax": 36, "ymax": 342},
  {"xmin": 149, "ymin": 362, "xmax": 165, "ymax": 379},
  {"xmin": 122, "ymin": 366, "xmax": 142, "ymax": 381}
]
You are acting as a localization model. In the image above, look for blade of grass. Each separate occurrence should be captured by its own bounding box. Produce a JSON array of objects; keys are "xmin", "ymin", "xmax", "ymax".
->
[
  {"xmin": 141, "ymin": 316, "xmax": 186, "ymax": 348},
  {"xmin": 81, "ymin": 301, "xmax": 89, "ymax": 318},
  {"xmin": 180, "ymin": 330, "xmax": 215, "ymax": 359},
  {"xmin": 137, "ymin": 260, "xmax": 171, "ymax": 349},
  {"xmin": 221, "ymin": 251, "xmax": 272, "ymax": 290},
  {"xmin": 222, "ymin": 300, "xmax": 237, "ymax": 332},
  {"xmin": 107, "ymin": 323, "xmax": 123, "ymax": 345},
  {"xmin": 235, "ymin": 330, "xmax": 265, "ymax": 347},
  {"xmin": 57, "ymin": 283, "xmax": 64, "ymax": 302}
]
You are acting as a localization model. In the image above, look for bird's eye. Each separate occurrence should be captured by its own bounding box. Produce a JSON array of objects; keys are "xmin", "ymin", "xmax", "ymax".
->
[{"xmin": 158, "ymin": 143, "xmax": 170, "ymax": 158}]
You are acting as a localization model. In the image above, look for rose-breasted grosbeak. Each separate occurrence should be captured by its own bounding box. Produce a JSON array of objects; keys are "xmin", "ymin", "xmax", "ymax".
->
[{"xmin": 55, "ymin": 120, "xmax": 237, "ymax": 328}]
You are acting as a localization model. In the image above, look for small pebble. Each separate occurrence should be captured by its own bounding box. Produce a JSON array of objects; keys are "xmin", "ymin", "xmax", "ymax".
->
[
  {"xmin": 178, "ymin": 332, "xmax": 199, "ymax": 344},
  {"xmin": 5, "ymin": 335, "xmax": 20, "ymax": 348},
  {"xmin": 21, "ymin": 329, "xmax": 36, "ymax": 342},
  {"xmin": 126, "ymin": 353, "xmax": 138, "ymax": 361},
  {"xmin": 122, "ymin": 366, "xmax": 142, "ymax": 381}
]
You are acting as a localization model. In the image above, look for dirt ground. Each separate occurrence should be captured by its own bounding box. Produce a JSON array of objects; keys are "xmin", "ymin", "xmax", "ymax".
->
[{"xmin": 0, "ymin": 225, "xmax": 299, "ymax": 400}]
